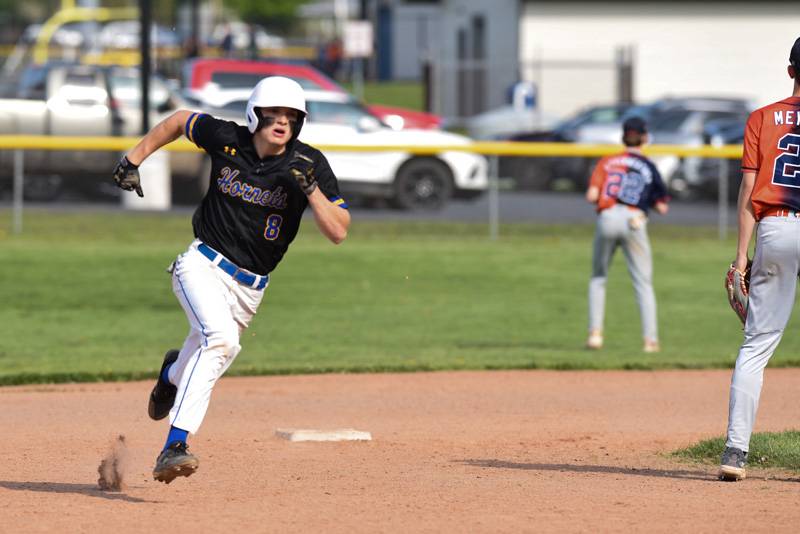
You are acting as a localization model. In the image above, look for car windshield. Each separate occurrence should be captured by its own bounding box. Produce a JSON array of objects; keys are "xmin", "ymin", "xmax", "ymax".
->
[
  {"xmin": 648, "ymin": 109, "xmax": 693, "ymax": 132},
  {"xmin": 306, "ymin": 99, "xmax": 380, "ymax": 128},
  {"xmin": 210, "ymin": 72, "xmax": 322, "ymax": 90},
  {"xmin": 109, "ymin": 70, "xmax": 171, "ymax": 108},
  {"xmin": 557, "ymin": 105, "xmax": 630, "ymax": 132}
]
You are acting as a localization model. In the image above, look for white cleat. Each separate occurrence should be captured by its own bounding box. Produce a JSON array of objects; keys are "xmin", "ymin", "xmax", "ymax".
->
[
  {"xmin": 643, "ymin": 339, "xmax": 660, "ymax": 353},
  {"xmin": 718, "ymin": 447, "xmax": 747, "ymax": 481},
  {"xmin": 586, "ymin": 331, "xmax": 603, "ymax": 350}
]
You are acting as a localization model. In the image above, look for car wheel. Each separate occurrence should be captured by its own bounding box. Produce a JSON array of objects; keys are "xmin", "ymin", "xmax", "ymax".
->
[{"xmin": 392, "ymin": 158, "xmax": 454, "ymax": 210}]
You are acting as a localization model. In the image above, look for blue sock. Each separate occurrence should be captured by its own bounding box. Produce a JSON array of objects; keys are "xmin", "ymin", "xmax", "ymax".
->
[
  {"xmin": 164, "ymin": 426, "xmax": 188, "ymax": 450},
  {"xmin": 160, "ymin": 362, "xmax": 173, "ymax": 384}
]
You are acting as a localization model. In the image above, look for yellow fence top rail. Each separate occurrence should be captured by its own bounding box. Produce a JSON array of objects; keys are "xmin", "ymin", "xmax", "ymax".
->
[{"xmin": 0, "ymin": 135, "xmax": 744, "ymax": 159}]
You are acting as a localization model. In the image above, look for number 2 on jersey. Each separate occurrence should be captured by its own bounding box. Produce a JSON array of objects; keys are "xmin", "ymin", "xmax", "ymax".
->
[
  {"xmin": 604, "ymin": 172, "xmax": 623, "ymax": 198},
  {"xmin": 264, "ymin": 214, "xmax": 283, "ymax": 240},
  {"xmin": 605, "ymin": 171, "xmax": 645, "ymax": 205},
  {"xmin": 772, "ymin": 133, "xmax": 800, "ymax": 187}
]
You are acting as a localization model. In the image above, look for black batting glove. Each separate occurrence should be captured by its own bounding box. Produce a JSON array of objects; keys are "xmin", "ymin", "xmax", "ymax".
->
[
  {"xmin": 288, "ymin": 151, "xmax": 317, "ymax": 195},
  {"xmin": 112, "ymin": 155, "xmax": 144, "ymax": 197}
]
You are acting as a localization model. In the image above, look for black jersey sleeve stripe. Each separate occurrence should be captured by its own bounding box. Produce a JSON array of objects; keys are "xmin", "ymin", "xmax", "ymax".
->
[
  {"xmin": 185, "ymin": 112, "xmax": 203, "ymax": 145},
  {"xmin": 741, "ymin": 165, "xmax": 759, "ymax": 171}
]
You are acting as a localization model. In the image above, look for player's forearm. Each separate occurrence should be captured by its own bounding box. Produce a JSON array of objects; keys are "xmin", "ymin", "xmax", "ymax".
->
[
  {"xmin": 307, "ymin": 188, "xmax": 350, "ymax": 244},
  {"xmin": 585, "ymin": 186, "xmax": 599, "ymax": 203},
  {"xmin": 735, "ymin": 209, "xmax": 755, "ymax": 266},
  {"xmin": 735, "ymin": 172, "xmax": 756, "ymax": 269},
  {"xmin": 126, "ymin": 110, "xmax": 193, "ymax": 165}
]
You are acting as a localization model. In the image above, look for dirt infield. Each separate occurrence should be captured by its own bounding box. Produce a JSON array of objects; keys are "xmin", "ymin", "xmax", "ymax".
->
[{"xmin": 2, "ymin": 369, "xmax": 800, "ymax": 533}]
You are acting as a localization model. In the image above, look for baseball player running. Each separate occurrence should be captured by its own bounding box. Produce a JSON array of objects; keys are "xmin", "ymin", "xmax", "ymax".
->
[
  {"xmin": 585, "ymin": 117, "xmax": 670, "ymax": 353},
  {"xmin": 112, "ymin": 76, "xmax": 350, "ymax": 484},
  {"xmin": 719, "ymin": 37, "xmax": 800, "ymax": 482}
]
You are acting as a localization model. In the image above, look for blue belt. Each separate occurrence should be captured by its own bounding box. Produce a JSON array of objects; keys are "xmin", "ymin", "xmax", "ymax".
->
[{"xmin": 198, "ymin": 243, "xmax": 269, "ymax": 290}]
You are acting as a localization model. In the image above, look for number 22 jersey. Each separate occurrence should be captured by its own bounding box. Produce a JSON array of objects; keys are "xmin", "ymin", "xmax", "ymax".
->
[
  {"xmin": 588, "ymin": 149, "xmax": 669, "ymax": 214},
  {"xmin": 744, "ymin": 96, "xmax": 800, "ymax": 220}
]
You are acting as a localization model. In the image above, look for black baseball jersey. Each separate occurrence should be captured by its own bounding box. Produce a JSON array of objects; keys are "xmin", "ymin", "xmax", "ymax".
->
[{"xmin": 185, "ymin": 112, "xmax": 348, "ymax": 275}]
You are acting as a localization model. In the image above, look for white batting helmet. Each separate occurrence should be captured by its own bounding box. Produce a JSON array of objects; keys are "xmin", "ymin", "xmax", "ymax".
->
[{"xmin": 245, "ymin": 76, "xmax": 307, "ymax": 134}]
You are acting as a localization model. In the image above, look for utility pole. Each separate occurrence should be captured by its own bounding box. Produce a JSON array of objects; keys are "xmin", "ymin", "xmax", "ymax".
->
[
  {"xmin": 140, "ymin": 0, "xmax": 151, "ymax": 133},
  {"xmin": 190, "ymin": 0, "xmax": 200, "ymax": 58}
]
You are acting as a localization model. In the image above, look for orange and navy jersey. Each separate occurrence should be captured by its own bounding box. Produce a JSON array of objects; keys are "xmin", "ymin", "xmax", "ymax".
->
[
  {"xmin": 743, "ymin": 96, "xmax": 800, "ymax": 220},
  {"xmin": 589, "ymin": 150, "xmax": 669, "ymax": 213}
]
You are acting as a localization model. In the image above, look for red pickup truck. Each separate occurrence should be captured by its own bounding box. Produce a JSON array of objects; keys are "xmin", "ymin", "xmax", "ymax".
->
[{"xmin": 182, "ymin": 58, "xmax": 441, "ymax": 130}]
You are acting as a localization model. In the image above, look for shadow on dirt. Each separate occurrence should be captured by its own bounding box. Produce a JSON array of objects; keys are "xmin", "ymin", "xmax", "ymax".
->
[
  {"xmin": 0, "ymin": 480, "xmax": 153, "ymax": 503},
  {"xmin": 459, "ymin": 459, "xmax": 798, "ymax": 483}
]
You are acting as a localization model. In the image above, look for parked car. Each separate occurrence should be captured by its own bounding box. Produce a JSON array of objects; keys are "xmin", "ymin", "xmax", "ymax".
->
[
  {"xmin": 208, "ymin": 22, "xmax": 286, "ymax": 51},
  {"xmin": 695, "ymin": 122, "xmax": 745, "ymax": 202},
  {"xmin": 21, "ymin": 22, "xmax": 87, "ymax": 48},
  {"xmin": 203, "ymin": 90, "xmax": 487, "ymax": 210},
  {"xmin": 97, "ymin": 21, "xmax": 182, "ymax": 49},
  {"xmin": 0, "ymin": 62, "xmax": 200, "ymax": 201},
  {"xmin": 466, "ymin": 105, "xmax": 560, "ymax": 140},
  {"xmin": 498, "ymin": 103, "xmax": 638, "ymax": 191},
  {"xmin": 644, "ymin": 97, "xmax": 750, "ymax": 197},
  {"xmin": 499, "ymin": 97, "xmax": 751, "ymax": 195},
  {"xmin": 182, "ymin": 58, "xmax": 442, "ymax": 130}
]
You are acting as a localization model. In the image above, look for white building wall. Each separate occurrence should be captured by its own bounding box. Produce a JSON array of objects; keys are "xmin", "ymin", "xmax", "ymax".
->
[{"xmin": 521, "ymin": 1, "xmax": 800, "ymax": 120}]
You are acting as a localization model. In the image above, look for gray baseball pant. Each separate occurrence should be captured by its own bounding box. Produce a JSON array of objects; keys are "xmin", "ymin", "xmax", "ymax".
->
[
  {"xmin": 588, "ymin": 204, "xmax": 658, "ymax": 341},
  {"xmin": 726, "ymin": 216, "xmax": 800, "ymax": 451}
]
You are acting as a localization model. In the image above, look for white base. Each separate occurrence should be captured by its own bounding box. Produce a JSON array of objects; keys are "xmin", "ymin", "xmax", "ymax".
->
[{"xmin": 275, "ymin": 428, "xmax": 372, "ymax": 442}]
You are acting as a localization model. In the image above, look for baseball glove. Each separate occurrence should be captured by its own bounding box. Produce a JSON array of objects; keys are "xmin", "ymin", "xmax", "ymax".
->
[
  {"xmin": 112, "ymin": 155, "xmax": 144, "ymax": 197},
  {"xmin": 288, "ymin": 151, "xmax": 318, "ymax": 195},
  {"xmin": 725, "ymin": 261, "xmax": 752, "ymax": 325}
]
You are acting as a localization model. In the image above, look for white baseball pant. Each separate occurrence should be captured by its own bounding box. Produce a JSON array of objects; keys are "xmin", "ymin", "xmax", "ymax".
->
[
  {"xmin": 726, "ymin": 216, "xmax": 800, "ymax": 451},
  {"xmin": 166, "ymin": 239, "xmax": 266, "ymax": 434},
  {"xmin": 588, "ymin": 204, "xmax": 658, "ymax": 341}
]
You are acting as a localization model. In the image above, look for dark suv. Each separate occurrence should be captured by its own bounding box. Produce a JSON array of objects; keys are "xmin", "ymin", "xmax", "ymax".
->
[
  {"xmin": 644, "ymin": 97, "xmax": 750, "ymax": 197},
  {"xmin": 498, "ymin": 103, "xmax": 638, "ymax": 191}
]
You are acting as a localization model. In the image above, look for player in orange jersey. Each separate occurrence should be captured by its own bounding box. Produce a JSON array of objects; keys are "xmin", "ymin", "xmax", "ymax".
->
[
  {"xmin": 585, "ymin": 117, "xmax": 669, "ymax": 353},
  {"xmin": 719, "ymin": 37, "xmax": 800, "ymax": 482}
]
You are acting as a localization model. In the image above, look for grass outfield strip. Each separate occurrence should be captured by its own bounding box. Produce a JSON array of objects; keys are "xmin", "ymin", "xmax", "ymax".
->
[
  {"xmin": 3, "ymin": 210, "xmax": 800, "ymax": 384},
  {"xmin": 673, "ymin": 431, "xmax": 800, "ymax": 473},
  {"xmin": 342, "ymin": 81, "xmax": 424, "ymax": 111}
]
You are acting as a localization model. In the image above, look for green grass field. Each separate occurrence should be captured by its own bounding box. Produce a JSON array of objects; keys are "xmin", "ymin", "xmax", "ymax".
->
[
  {"xmin": 2, "ymin": 209, "xmax": 800, "ymax": 385},
  {"xmin": 343, "ymin": 81, "xmax": 425, "ymax": 111},
  {"xmin": 674, "ymin": 431, "xmax": 800, "ymax": 472}
]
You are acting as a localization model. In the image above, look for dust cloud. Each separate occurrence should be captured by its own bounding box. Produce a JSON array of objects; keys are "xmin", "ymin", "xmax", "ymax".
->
[{"xmin": 97, "ymin": 435, "xmax": 129, "ymax": 491}]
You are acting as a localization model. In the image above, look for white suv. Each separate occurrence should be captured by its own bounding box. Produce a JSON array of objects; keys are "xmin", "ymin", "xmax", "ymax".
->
[{"xmin": 206, "ymin": 90, "xmax": 487, "ymax": 210}]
